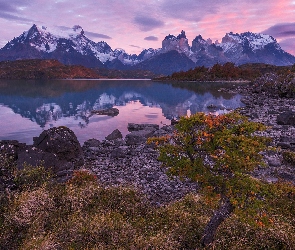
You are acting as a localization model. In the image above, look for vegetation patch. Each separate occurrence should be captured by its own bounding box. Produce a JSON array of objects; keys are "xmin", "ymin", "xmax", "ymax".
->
[
  {"xmin": 0, "ymin": 164, "xmax": 294, "ymax": 249},
  {"xmin": 282, "ymin": 150, "xmax": 295, "ymax": 165},
  {"xmin": 1, "ymin": 112, "xmax": 295, "ymax": 249}
]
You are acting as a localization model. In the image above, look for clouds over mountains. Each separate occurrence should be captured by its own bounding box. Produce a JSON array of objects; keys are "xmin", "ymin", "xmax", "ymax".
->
[{"xmin": 0, "ymin": 0, "xmax": 294, "ymax": 55}]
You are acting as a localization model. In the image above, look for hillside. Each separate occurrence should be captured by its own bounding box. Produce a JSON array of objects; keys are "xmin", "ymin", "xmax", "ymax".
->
[{"xmin": 0, "ymin": 59, "xmax": 100, "ymax": 79}]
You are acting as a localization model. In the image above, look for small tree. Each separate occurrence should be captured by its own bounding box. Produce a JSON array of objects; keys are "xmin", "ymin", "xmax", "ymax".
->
[{"xmin": 150, "ymin": 112, "xmax": 271, "ymax": 247}]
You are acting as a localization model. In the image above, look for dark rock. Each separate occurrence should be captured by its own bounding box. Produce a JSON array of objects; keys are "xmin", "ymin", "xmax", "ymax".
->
[
  {"xmin": 278, "ymin": 172, "xmax": 295, "ymax": 182},
  {"xmin": 277, "ymin": 136, "xmax": 295, "ymax": 149},
  {"xmin": 32, "ymin": 126, "xmax": 84, "ymax": 181},
  {"xmin": 207, "ymin": 104, "xmax": 218, "ymax": 109},
  {"xmin": 125, "ymin": 130, "xmax": 155, "ymax": 145},
  {"xmin": 91, "ymin": 108, "xmax": 119, "ymax": 117},
  {"xmin": 16, "ymin": 146, "xmax": 59, "ymax": 170},
  {"xmin": 33, "ymin": 126, "xmax": 83, "ymax": 166},
  {"xmin": 110, "ymin": 147, "xmax": 126, "ymax": 158},
  {"xmin": 277, "ymin": 111, "xmax": 295, "ymax": 125},
  {"xmin": 113, "ymin": 139, "xmax": 125, "ymax": 146},
  {"xmin": 171, "ymin": 119, "xmax": 179, "ymax": 125},
  {"xmin": 83, "ymin": 138, "xmax": 101, "ymax": 147},
  {"xmin": 265, "ymin": 156, "xmax": 281, "ymax": 167},
  {"xmin": 106, "ymin": 129, "xmax": 123, "ymax": 141},
  {"xmin": 153, "ymin": 129, "xmax": 170, "ymax": 137},
  {"xmin": 127, "ymin": 123, "xmax": 159, "ymax": 132},
  {"xmin": 277, "ymin": 142, "xmax": 292, "ymax": 149}
]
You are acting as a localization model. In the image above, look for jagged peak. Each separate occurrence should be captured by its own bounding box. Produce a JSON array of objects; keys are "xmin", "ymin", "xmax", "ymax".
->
[
  {"xmin": 224, "ymin": 31, "xmax": 275, "ymax": 43},
  {"xmin": 164, "ymin": 34, "xmax": 177, "ymax": 40},
  {"xmin": 164, "ymin": 30, "xmax": 187, "ymax": 41},
  {"xmin": 177, "ymin": 30, "xmax": 186, "ymax": 39},
  {"xmin": 24, "ymin": 24, "xmax": 86, "ymax": 40},
  {"xmin": 72, "ymin": 25, "xmax": 84, "ymax": 35},
  {"xmin": 220, "ymin": 31, "xmax": 280, "ymax": 52},
  {"xmin": 193, "ymin": 35, "xmax": 205, "ymax": 42}
]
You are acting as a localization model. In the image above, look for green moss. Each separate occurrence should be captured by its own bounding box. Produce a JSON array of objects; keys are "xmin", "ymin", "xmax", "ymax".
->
[{"xmin": 14, "ymin": 164, "xmax": 52, "ymax": 191}]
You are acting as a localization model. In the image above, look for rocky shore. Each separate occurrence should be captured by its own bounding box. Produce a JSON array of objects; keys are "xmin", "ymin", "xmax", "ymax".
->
[
  {"xmin": 0, "ymin": 123, "xmax": 198, "ymax": 206},
  {"xmin": 228, "ymin": 73, "xmax": 295, "ymax": 184},
  {"xmin": 2, "ymin": 73, "xmax": 295, "ymax": 206}
]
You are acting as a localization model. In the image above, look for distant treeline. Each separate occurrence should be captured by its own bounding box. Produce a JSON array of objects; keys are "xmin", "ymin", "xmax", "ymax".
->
[
  {"xmin": 93, "ymin": 68, "xmax": 158, "ymax": 79},
  {"xmin": 155, "ymin": 62, "xmax": 295, "ymax": 81}
]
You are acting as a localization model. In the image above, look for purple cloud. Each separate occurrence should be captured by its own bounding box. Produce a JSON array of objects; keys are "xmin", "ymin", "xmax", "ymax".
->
[
  {"xmin": 134, "ymin": 15, "xmax": 164, "ymax": 31},
  {"xmin": 0, "ymin": 0, "xmax": 34, "ymax": 22},
  {"xmin": 0, "ymin": 0, "xmax": 33, "ymax": 13},
  {"xmin": 57, "ymin": 26, "xmax": 111, "ymax": 39},
  {"xmin": 263, "ymin": 23, "xmax": 295, "ymax": 38},
  {"xmin": 160, "ymin": 0, "xmax": 219, "ymax": 21},
  {"xmin": 279, "ymin": 38, "xmax": 295, "ymax": 55},
  {"xmin": 0, "ymin": 12, "xmax": 34, "ymax": 22},
  {"xmin": 144, "ymin": 36, "xmax": 158, "ymax": 41},
  {"xmin": 85, "ymin": 31, "xmax": 112, "ymax": 39},
  {"xmin": 130, "ymin": 45, "xmax": 141, "ymax": 48},
  {"xmin": 0, "ymin": 2, "xmax": 16, "ymax": 12}
]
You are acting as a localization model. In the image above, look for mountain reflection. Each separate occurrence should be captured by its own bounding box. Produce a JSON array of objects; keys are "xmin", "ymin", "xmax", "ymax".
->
[{"xmin": 0, "ymin": 79, "xmax": 244, "ymax": 128}]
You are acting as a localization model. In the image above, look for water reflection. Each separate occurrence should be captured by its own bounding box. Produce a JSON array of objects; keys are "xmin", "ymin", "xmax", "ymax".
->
[{"xmin": 0, "ymin": 79, "xmax": 244, "ymax": 144}]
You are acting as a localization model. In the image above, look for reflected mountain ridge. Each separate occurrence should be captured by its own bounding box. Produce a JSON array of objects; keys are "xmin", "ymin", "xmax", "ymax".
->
[
  {"xmin": 0, "ymin": 80, "xmax": 243, "ymax": 128},
  {"xmin": 0, "ymin": 80, "xmax": 244, "ymax": 144}
]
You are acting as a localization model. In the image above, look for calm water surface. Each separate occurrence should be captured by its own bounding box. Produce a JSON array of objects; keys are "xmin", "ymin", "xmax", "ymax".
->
[{"xmin": 0, "ymin": 79, "xmax": 244, "ymax": 144}]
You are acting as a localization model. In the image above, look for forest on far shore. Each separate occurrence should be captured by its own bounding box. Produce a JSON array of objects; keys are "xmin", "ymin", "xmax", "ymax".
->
[{"xmin": 155, "ymin": 62, "xmax": 295, "ymax": 81}]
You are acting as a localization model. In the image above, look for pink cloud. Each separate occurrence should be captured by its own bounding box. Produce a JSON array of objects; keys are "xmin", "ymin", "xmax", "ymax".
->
[{"xmin": 0, "ymin": 0, "xmax": 295, "ymax": 55}]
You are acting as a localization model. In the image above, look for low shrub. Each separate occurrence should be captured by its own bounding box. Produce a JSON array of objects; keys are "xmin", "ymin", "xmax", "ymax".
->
[
  {"xmin": 282, "ymin": 150, "xmax": 295, "ymax": 165},
  {"xmin": 0, "ymin": 166, "xmax": 295, "ymax": 249},
  {"xmin": 14, "ymin": 164, "xmax": 52, "ymax": 191}
]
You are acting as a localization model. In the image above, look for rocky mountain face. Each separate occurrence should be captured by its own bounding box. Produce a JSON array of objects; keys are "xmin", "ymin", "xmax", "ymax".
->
[
  {"xmin": 218, "ymin": 32, "xmax": 295, "ymax": 66},
  {"xmin": 0, "ymin": 24, "xmax": 295, "ymax": 76}
]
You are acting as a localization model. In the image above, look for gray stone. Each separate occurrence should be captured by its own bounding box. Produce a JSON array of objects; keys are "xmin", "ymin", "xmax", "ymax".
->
[
  {"xmin": 127, "ymin": 123, "xmax": 159, "ymax": 132},
  {"xmin": 106, "ymin": 129, "xmax": 123, "ymax": 141},
  {"xmin": 265, "ymin": 156, "xmax": 281, "ymax": 167},
  {"xmin": 110, "ymin": 148, "xmax": 126, "ymax": 158},
  {"xmin": 125, "ymin": 130, "xmax": 154, "ymax": 145},
  {"xmin": 91, "ymin": 108, "xmax": 119, "ymax": 117},
  {"xmin": 83, "ymin": 138, "xmax": 101, "ymax": 147},
  {"xmin": 277, "ymin": 111, "xmax": 295, "ymax": 125},
  {"xmin": 33, "ymin": 126, "xmax": 84, "ymax": 167}
]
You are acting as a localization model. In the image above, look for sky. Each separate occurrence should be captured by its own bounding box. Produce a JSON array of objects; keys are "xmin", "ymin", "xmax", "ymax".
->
[{"xmin": 0, "ymin": 0, "xmax": 295, "ymax": 55}]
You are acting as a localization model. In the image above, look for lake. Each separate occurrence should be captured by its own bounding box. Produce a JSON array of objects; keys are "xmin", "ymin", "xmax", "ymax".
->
[{"xmin": 0, "ymin": 79, "xmax": 244, "ymax": 145}]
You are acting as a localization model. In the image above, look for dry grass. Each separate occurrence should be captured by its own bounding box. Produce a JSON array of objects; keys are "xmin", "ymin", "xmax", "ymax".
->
[{"xmin": 1, "ymin": 169, "xmax": 295, "ymax": 249}]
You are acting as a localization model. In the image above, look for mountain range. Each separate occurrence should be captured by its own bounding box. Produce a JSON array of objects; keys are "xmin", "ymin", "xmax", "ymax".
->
[{"xmin": 0, "ymin": 24, "xmax": 295, "ymax": 75}]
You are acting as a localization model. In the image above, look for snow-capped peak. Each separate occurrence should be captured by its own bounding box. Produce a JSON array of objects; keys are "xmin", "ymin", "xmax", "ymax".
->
[
  {"xmin": 33, "ymin": 24, "xmax": 85, "ymax": 39},
  {"xmin": 220, "ymin": 31, "xmax": 278, "ymax": 52}
]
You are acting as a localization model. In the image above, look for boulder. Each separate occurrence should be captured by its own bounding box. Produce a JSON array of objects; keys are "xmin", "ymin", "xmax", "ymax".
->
[
  {"xmin": 33, "ymin": 126, "xmax": 83, "ymax": 166},
  {"xmin": 16, "ymin": 146, "xmax": 59, "ymax": 169},
  {"xmin": 110, "ymin": 147, "xmax": 127, "ymax": 158},
  {"xmin": 277, "ymin": 136, "xmax": 295, "ymax": 149},
  {"xmin": 125, "ymin": 130, "xmax": 155, "ymax": 145},
  {"xmin": 83, "ymin": 138, "xmax": 101, "ymax": 147},
  {"xmin": 127, "ymin": 123, "xmax": 159, "ymax": 132},
  {"xmin": 91, "ymin": 108, "xmax": 119, "ymax": 117},
  {"xmin": 277, "ymin": 111, "xmax": 295, "ymax": 125},
  {"xmin": 106, "ymin": 129, "xmax": 123, "ymax": 141},
  {"xmin": 32, "ymin": 126, "xmax": 84, "ymax": 181}
]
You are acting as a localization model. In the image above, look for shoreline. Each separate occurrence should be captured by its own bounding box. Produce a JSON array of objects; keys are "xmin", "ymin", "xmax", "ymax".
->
[
  {"xmin": 1, "ymin": 80, "xmax": 295, "ymax": 204},
  {"xmin": 152, "ymin": 79, "xmax": 251, "ymax": 83}
]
